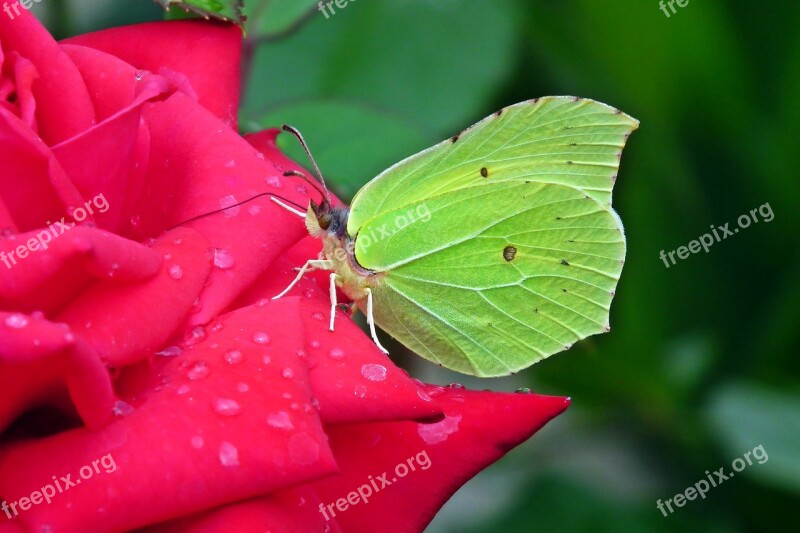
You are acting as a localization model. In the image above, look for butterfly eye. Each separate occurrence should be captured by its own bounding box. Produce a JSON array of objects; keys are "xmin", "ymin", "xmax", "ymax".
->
[{"xmin": 318, "ymin": 213, "xmax": 333, "ymax": 230}]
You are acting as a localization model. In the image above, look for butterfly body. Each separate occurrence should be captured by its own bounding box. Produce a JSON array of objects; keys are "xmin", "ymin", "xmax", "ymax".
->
[{"xmin": 290, "ymin": 96, "xmax": 637, "ymax": 377}]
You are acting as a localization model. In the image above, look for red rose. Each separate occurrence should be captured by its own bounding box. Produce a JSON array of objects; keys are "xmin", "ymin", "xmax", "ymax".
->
[{"xmin": 0, "ymin": 11, "xmax": 568, "ymax": 532}]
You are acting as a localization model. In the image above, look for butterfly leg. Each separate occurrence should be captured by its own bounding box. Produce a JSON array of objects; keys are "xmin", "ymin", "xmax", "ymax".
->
[
  {"xmin": 272, "ymin": 259, "xmax": 333, "ymax": 300},
  {"xmin": 329, "ymin": 273, "xmax": 338, "ymax": 331},
  {"xmin": 365, "ymin": 288, "xmax": 389, "ymax": 354}
]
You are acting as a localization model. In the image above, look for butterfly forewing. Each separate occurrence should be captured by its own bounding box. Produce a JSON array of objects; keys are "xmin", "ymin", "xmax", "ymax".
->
[{"xmin": 347, "ymin": 96, "xmax": 638, "ymax": 236}]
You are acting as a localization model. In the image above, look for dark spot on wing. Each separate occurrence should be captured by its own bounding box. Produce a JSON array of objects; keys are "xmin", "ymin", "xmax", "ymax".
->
[
  {"xmin": 569, "ymin": 142, "xmax": 577, "ymax": 146},
  {"xmin": 555, "ymin": 216, "xmax": 563, "ymax": 220},
  {"xmin": 534, "ymin": 308, "xmax": 539, "ymax": 313},
  {"xmin": 562, "ymin": 288, "xmax": 568, "ymax": 292},
  {"xmin": 451, "ymin": 134, "xmax": 459, "ymax": 143},
  {"xmin": 495, "ymin": 109, "xmax": 503, "ymax": 117},
  {"xmin": 560, "ymin": 259, "xmax": 570, "ymax": 266},
  {"xmin": 480, "ymin": 167, "xmax": 488, "ymax": 178},
  {"xmin": 566, "ymin": 160, "xmax": 573, "ymax": 165},
  {"xmin": 503, "ymin": 246, "xmax": 517, "ymax": 261}
]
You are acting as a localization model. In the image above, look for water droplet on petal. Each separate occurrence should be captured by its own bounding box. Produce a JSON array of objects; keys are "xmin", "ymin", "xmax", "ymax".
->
[
  {"xmin": 213, "ymin": 248, "xmax": 234, "ymax": 269},
  {"xmin": 266, "ymin": 411, "xmax": 294, "ymax": 430},
  {"xmin": 295, "ymin": 184, "xmax": 308, "ymax": 195},
  {"xmin": 168, "ymin": 265, "xmax": 184, "ymax": 280},
  {"xmin": 417, "ymin": 390, "xmax": 432, "ymax": 402},
  {"xmin": 130, "ymin": 214, "xmax": 141, "ymax": 227},
  {"xmin": 418, "ymin": 415, "xmax": 462, "ymax": 444},
  {"xmin": 515, "ymin": 387, "xmax": 532, "ymax": 394},
  {"xmin": 187, "ymin": 361, "xmax": 210, "ymax": 380},
  {"xmin": 236, "ymin": 382, "xmax": 250, "ymax": 393},
  {"xmin": 266, "ymin": 175, "xmax": 283, "ymax": 188},
  {"xmin": 112, "ymin": 401, "xmax": 135, "ymax": 417},
  {"xmin": 329, "ymin": 348, "xmax": 345, "ymax": 360},
  {"xmin": 310, "ymin": 340, "xmax": 321, "ymax": 349},
  {"xmin": 224, "ymin": 159, "xmax": 236, "ymax": 168},
  {"xmin": 173, "ymin": 238, "xmax": 183, "ymax": 245},
  {"xmin": 219, "ymin": 195, "xmax": 240, "ymax": 217},
  {"xmin": 255, "ymin": 151, "xmax": 265, "ymax": 160},
  {"xmin": 190, "ymin": 435, "xmax": 204, "ymax": 449},
  {"xmin": 312, "ymin": 311, "xmax": 324, "ymax": 321},
  {"xmin": 223, "ymin": 349, "xmax": 243, "ymax": 364},
  {"xmin": 253, "ymin": 332, "xmax": 270, "ymax": 345},
  {"xmin": 219, "ymin": 441, "xmax": 239, "ymax": 467},
  {"xmin": 282, "ymin": 368, "xmax": 295, "ymax": 379},
  {"xmin": 184, "ymin": 326, "xmax": 207, "ymax": 346},
  {"xmin": 361, "ymin": 364, "xmax": 387, "ymax": 382},
  {"xmin": 262, "ymin": 354, "xmax": 272, "ymax": 365},
  {"xmin": 134, "ymin": 69, "xmax": 148, "ymax": 81},
  {"xmin": 212, "ymin": 397, "xmax": 241, "ymax": 416},
  {"xmin": 448, "ymin": 383, "xmax": 465, "ymax": 390},
  {"xmin": 176, "ymin": 384, "xmax": 191, "ymax": 395},
  {"xmin": 156, "ymin": 346, "xmax": 183, "ymax": 358},
  {"xmin": 5, "ymin": 314, "xmax": 29, "ymax": 329},
  {"xmin": 354, "ymin": 385, "xmax": 367, "ymax": 398}
]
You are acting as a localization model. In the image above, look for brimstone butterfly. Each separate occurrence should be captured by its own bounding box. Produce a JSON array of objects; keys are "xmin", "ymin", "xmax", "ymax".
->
[{"xmin": 274, "ymin": 96, "xmax": 637, "ymax": 377}]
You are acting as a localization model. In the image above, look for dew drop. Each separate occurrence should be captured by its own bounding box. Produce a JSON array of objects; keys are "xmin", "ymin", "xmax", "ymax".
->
[
  {"xmin": 417, "ymin": 390, "xmax": 433, "ymax": 402},
  {"xmin": 282, "ymin": 368, "xmax": 295, "ymax": 379},
  {"xmin": 212, "ymin": 397, "xmax": 242, "ymax": 416},
  {"xmin": 448, "ymin": 383, "xmax": 465, "ymax": 390},
  {"xmin": 236, "ymin": 382, "xmax": 250, "ymax": 393},
  {"xmin": 213, "ymin": 248, "xmax": 234, "ymax": 270},
  {"xmin": 219, "ymin": 195, "xmax": 240, "ymax": 217},
  {"xmin": 255, "ymin": 151, "xmax": 265, "ymax": 160},
  {"xmin": 262, "ymin": 354, "xmax": 272, "ymax": 365},
  {"xmin": 361, "ymin": 363, "xmax": 387, "ymax": 382},
  {"xmin": 224, "ymin": 159, "xmax": 236, "ymax": 168},
  {"xmin": 515, "ymin": 387, "xmax": 532, "ymax": 394},
  {"xmin": 310, "ymin": 340, "xmax": 321, "ymax": 349},
  {"xmin": 354, "ymin": 385, "xmax": 367, "ymax": 398},
  {"xmin": 173, "ymin": 238, "xmax": 183, "ymax": 245},
  {"xmin": 266, "ymin": 175, "xmax": 283, "ymax": 188},
  {"xmin": 176, "ymin": 384, "xmax": 191, "ymax": 395},
  {"xmin": 329, "ymin": 348, "xmax": 345, "ymax": 360},
  {"xmin": 312, "ymin": 311, "xmax": 324, "ymax": 321},
  {"xmin": 219, "ymin": 441, "xmax": 239, "ymax": 467},
  {"xmin": 223, "ymin": 349, "xmax": 243, "ymax": 364},
  {"xmin": 168, "ymin": 265, "xmax": 184, "ymax": 280},
  {"xmin": 184, "ymin": 326, "xmax": 207, "ymax": 346},
  {"xmin": 134, "ymin": 69, "xmax": 148, "ymax": 81},
  {"xmin": 4, "ymin": 314, "xmax": 28, "ymax": 329},
  {"xmin": 190, "ymin": 435, "xmax": 204, "ymax": 449},
  {"xmin": 295, "ymin": 184, "xmax": 308, "ymax": 195},
  {"xmin": 187, "ymin": 361, "xmax": 210, "ymax": 380},
  {"xmin": 418, "ymin": 415, "xmax": 462, "ymax": 444},
  {"xmin": 130, "ymin": 214, "xmax": 141, "ymax": 227},
  {"xmin": 156, "ymin": 346, "xmax": 182, "ymax": 358},
  {"xmin": 112, "ymin": 401, "xmax": 134, "ymax": 417},
  {"xmin": 253, "ymin": 332, "xmax": 270, "ymax": 345},
  {"xmin": 266, "ymin": 411, "xmax": 294, "ymax": 430}
]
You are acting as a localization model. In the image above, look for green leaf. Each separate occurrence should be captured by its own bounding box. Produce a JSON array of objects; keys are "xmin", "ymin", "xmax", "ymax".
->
[
  {"xmin": 155, "ymin": 0, "xmax": 244, "ymax": 24},
  {"xmin": 245, "ymin": 99, "xmax": 432, "ymax": 199},
  {"xmin": 243, "ymin": 0, "xmax": 521, "ymax": 140},
  {"xmin": 705, "ymin": 381, "xmax": 800, "ymax": 493},
  {"xmin": 245, "ymin": 0, "xmax": 318, "ymax": 39}
]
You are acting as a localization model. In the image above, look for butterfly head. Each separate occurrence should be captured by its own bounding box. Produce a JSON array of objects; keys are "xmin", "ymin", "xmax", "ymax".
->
[{"xmin": 307, "ymin": 199, "xmax": 349, "ymax": 239}]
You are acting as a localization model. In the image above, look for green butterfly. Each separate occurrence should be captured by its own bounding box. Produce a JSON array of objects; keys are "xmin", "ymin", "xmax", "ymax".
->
[{"xmin": 274, "ymin": 97, "xmax": 638, "ymax": 377}]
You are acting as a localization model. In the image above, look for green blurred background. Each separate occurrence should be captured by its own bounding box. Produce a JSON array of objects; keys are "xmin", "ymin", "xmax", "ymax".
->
[{"xmin": 37, "ymin": 0, "xmax": 800, "ymax": 530}]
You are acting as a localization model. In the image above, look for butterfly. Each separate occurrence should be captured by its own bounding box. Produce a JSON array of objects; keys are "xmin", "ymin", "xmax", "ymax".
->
[{"xmin": 271, "ymin": 96, "xmax": 637, "ymax": 377}]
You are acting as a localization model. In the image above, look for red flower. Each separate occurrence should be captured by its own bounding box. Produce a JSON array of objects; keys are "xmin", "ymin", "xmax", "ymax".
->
[{"xmin": 0, "ymin": 12, "xmax": 568, "ymax": 532}]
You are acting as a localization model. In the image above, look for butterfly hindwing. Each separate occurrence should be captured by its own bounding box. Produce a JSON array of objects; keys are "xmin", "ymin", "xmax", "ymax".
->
[{"xmin": 360, "ymin": 181, "xmax": 624, "ymax": 376}]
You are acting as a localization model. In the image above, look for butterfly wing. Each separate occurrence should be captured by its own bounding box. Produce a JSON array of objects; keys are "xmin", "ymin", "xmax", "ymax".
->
[
  {"xmin": 348, "ymin": 97, "xmax": 637, "ymax": 377},
  {"xmin": 348, "ymin": 96, "xmax": 636, "ymax": 234}
]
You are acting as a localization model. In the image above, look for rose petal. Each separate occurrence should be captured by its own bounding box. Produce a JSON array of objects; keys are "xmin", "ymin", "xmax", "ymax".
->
[
  {"xmin": 56, "ymin": 227, "xmax": 209, "ymax": 366},
  {"xmin": 63, "ymin": 20, "xmax": 242, "ymax": 127},
  {"xmin": 0, "ymin": 9, "xmax": 94, "ymax": 144},
  {"xmin": 310, "ymin": 386, "xmax": 569, "ymax": 531}
]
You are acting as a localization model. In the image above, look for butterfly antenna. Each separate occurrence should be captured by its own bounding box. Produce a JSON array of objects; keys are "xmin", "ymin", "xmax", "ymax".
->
[
  {"xmin": 166, "ymin": 193, "xmax": 305, "ymax": 231},
  {"xmin": 281, "ymin": 125, "xmax": 332, "ymax": 204}
]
